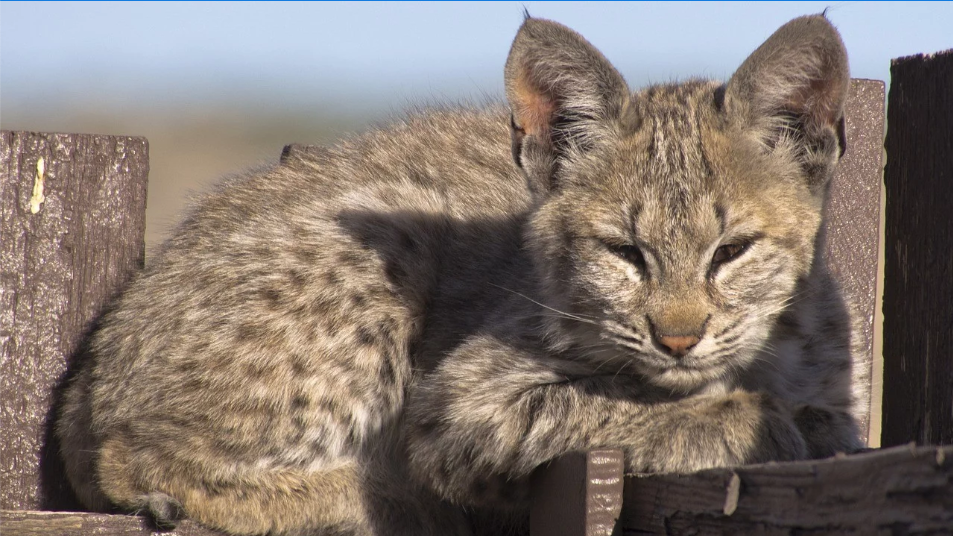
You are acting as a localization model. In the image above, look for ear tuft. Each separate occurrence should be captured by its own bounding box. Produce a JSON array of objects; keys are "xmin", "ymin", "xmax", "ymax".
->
[{"xmin": 510, "ymin": 62, "xmax": 557, "ymax": 139}]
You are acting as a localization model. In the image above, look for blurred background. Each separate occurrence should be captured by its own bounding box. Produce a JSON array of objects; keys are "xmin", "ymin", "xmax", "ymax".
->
[
  {"xmin": 3, "ymin": 1, "xmax": 951, "ymax": 253},
  {"xmin": 2, "ymin": 1, "xmax": 951, "ymax": 446}
]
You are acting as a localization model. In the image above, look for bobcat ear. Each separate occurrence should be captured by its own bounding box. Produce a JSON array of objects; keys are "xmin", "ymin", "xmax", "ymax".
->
[
  {"xmin": 504, "ymin": 17, "xmax": 629, "ymax": 195},
  {"xmin": 725, "ymin": 15, "xmax": 850, "ymax": 193}
]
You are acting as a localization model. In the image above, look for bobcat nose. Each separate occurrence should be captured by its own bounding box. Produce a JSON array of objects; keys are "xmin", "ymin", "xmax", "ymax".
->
[
  {"xmin": 648, "ymin": 308, "xmax": 709, "ymax": 358},
  {"xmin": 656, "ymin": 335, "xmax": 700, "ymax": 358}
]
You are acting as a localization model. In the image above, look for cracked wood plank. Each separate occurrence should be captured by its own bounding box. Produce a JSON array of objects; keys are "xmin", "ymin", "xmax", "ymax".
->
[{"xmin": 621, "ymin": 445, "xmax": 953, "ymax": 534}]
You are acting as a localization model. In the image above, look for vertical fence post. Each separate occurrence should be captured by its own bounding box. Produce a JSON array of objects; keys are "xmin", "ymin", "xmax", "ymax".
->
[
  {"xmin": 822, "ymin": 79, "xmax": 886, "ymax": 445},
  {"xmin": 531, "ymin": 450, "xmax": 624, "ymax": 536},
  {"xmin": 0, "ymin": 131, "xmax": 149, "ymax": 510},
  {"xmin": 881, "ymin": 50, "xmax": 953, "ymax": 447}
]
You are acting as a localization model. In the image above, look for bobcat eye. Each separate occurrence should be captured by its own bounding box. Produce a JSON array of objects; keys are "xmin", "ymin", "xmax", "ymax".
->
[
  {"xmin": 608, "ymin": 243, "xmax": 646, "ymax": 269},
  {"xmin": 711, "ymin": 242, "xmax": 749, "ymax": 266}
]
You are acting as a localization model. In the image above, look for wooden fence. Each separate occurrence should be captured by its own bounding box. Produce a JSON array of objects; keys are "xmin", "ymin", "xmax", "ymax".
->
[{"xmin": 1, "ymin": 50, "xmax": 951, "ymax": 535}]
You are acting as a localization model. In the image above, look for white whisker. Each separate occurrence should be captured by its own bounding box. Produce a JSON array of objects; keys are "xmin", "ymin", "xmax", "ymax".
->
[{"xmin": 490, "ymin": 283, "xmax": 600, "ymax": 325}]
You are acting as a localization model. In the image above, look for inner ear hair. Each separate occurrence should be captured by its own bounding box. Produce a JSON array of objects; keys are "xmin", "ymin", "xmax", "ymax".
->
[
  {"xmin": 503, "ymin": 18, "xmax": 629, "ymax": 194},
  {"xmin": 778, "ymin": 52, "xmax": 849, "ymax": 130},
  {"xmin": 727, "ymin": 14, "xmax": 850, "ymax": 135},
  {"xmin": 510, "ymin": 67, "xmax": 557, "ymax": 141}
]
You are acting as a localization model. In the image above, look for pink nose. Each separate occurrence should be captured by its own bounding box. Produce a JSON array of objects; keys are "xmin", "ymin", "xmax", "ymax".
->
[{"xmin": 657, "ymin": 335, "xmax": 700, "ymax": 357}]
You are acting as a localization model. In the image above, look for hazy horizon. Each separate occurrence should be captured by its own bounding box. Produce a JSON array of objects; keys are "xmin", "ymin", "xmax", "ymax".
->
[
  {"xmin": 2, "ymin": 1, "xmax": 950, "ymax": 251},
  {"xmin": 4, "ymin": 2, "xmax": 952, "ymax": 118}
]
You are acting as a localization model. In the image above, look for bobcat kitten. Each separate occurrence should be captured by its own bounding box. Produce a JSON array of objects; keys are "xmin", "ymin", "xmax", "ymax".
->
[{"xmin": 58, "ymin": 14, "xmax": 865, "ymax": 535}]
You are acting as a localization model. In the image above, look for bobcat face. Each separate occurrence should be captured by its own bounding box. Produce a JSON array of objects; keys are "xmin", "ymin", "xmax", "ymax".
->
[
  {"xmin": 526, "ymin": 81, "xmax": 828, "ymax": 392},
  {"xmin": 508, "ymin": 18, "xmax": 846, "ymax": 392}
]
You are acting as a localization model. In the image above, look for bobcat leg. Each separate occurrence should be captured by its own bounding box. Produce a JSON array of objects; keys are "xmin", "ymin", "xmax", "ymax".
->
[
  {"xmin": 405, "ymin": 337, "xmax": 806, "ymax": 506},
  {"xmin": 98, "ymin": 443, "xmax": 371, "ymax": 535}
]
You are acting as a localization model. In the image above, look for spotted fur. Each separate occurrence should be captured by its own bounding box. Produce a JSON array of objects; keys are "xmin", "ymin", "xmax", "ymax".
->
[{"xmin": 57, "ymin": 15, "xmax": 864, "ymax": 536}]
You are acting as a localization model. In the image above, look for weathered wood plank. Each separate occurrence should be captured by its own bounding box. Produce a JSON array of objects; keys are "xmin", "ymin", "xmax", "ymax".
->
[
  {"xmin": 0, "ymin": 131, "xmax": 148, "ymax": 510},
  {"xmin": 8, "ymin": 448, "xmax": 949, "ymax": 535},
  {"xmin": 0, "ymin": 510, "xmax": 222, "ymax": 536},
  {"xmin": 822, "ymin": 79, "xmax": 885, "ymax": 445},
  {"xmin": 531, "ymin": 449, "xmax": 624, "ymax": 536},
  {"xmin": 621, "ymin": 445, "xmax": 953, "ymax": 534},
  {"xmin": 882, "ymin": 50, "xmax": 953, "ymax": 448}
]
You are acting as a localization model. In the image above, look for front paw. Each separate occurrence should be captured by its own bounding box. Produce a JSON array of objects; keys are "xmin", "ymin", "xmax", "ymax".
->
[
  {"xmin": 794, "ymin": 404, "xmax": 864, "ymax": 459},
  {"xmin": 634, "ymin": 391, "xmax": 807, "ymax": 473}
]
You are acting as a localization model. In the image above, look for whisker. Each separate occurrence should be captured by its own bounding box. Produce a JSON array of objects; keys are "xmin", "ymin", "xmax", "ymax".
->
[
  {"xmin": 528, "ymin": 313, "xmax": 601, "ymax": 327},
  {"xmin": 490, "ymin": 283, "xmax": 600, "ymax": 325},
  {"xmin": 611, "ymin": 359, "xmax": 638, "ymax": 382}
]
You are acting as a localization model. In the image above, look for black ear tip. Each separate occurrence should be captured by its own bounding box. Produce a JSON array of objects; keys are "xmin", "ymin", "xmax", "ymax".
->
[
  {"xmin": 522, "ymin": 6, "xmax": 531, "ymax": 21},
  {"xmin": 776, "ymin": 13, "xmax": 841, "ymax": 38},
  {"xmin": 517, "ymin": 16, "xmax": 557, "ymax": 36},
  {"xmin": 800, "ymin": 13, "xmax": 843, "ymax": 40}
]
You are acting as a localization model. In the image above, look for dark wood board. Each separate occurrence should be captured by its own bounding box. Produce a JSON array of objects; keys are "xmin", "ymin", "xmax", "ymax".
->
[
  {"xmin": 621, "ymin": 445, "xmax": 953, "ymax": 534},
  {"xmin": 882, "ymin": 50, "xmax": 953, "ymax": 448}
]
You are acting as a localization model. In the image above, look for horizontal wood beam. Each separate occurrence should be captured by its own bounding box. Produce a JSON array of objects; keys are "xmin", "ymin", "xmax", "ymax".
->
[
  {"xmin": 0, "ymin": 510, "xmax": 224, "ymax": 536},
  {"xmin": 9, "ymin": 446, "xmax": 951, "ymax": 535},
  {"xmin": 622, "ymin": 444, "xmax": 953, "ymax": 534}
]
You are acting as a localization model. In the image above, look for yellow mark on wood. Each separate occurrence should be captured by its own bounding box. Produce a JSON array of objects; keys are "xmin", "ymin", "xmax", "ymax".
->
[
  {"xmin": 29, "ymin": 157, "xmax": 46, "ymax": 214},
  {"xmin": 723, "ymin": 472, "xmax": 741, "ymax": 516}
]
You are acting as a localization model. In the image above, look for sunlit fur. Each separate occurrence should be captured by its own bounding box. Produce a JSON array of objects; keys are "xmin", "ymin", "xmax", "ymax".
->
[
  {"xmin": 529, "ymin": 78, "xmax": 825, "ymax": 394},
  {"xmin": 56, "ymin": 15, "xmax": 865, "ymax": 536}
]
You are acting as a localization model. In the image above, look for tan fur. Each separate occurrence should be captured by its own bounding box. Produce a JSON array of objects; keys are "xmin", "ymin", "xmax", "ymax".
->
[{"xmin": 56, "ymin": 15, "xmax": 863, "ymax": 536}]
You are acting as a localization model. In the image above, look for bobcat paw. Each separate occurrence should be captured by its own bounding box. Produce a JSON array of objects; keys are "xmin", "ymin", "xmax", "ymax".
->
[
  {"xmin": 794, "ymin": 404, "xmax": 864, "ymax": 459},
  {"xmin": 632, "ymin": 391, "xmax": 807, "ymax": 473},
  {"xmin": 134, "ymin": 492, "xmax": 185, "ymax": 531}
]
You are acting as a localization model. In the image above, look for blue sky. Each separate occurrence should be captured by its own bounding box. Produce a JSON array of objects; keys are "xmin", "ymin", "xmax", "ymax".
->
[{"xmin": 2, "ymin": 1, "xmax": 952, "ymax": 116}]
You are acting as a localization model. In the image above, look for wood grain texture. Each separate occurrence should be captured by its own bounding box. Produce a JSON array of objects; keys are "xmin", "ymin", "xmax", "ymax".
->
[
  {"xmin": 881, "ymin": 50, "xmax": 953, "ymax": 448},
  {"xmin": 621, "ymin": 444, "xmax": 953, "ymax": 534},
  {"xmin": 0, "ymin": 131, "xmax": 148, "ymax": 510},
  {"xmin": 0, "ymin": 510, "xmax": 223, "ymax": 536},
  {"xmin": 531, "ymin": 449, "xmax": 624, "ymax": 536},
  {"xmin": 822, "ymin": 79, "xmax": 886, "ymax": 445}
]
